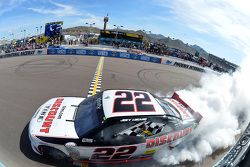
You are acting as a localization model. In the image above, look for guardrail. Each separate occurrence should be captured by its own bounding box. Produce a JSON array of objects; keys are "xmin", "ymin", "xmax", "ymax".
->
[{"xmin": 213, "ymin": 122, "xmax": 250, "ymax": 167}]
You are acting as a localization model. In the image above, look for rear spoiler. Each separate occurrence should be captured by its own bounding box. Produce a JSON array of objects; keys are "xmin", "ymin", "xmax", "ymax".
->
[{"xmin": 172, "ymin": 92, "xmax": 203, "ymax": 123}]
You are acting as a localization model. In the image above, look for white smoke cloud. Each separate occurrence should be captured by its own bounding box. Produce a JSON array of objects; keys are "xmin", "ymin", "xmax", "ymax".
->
[
  {"xmin": 155, "ymin": 62, "xmax": 250, "ymax": 165},
  {"xmin": 152, "ymin": 0, "xmax": 250, "ymax": 165}
]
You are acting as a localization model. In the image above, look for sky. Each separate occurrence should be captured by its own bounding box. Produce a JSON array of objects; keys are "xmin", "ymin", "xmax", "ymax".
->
[{"xmin": 1, "ymin": 0, "xmax": 250, "ymax": 65}]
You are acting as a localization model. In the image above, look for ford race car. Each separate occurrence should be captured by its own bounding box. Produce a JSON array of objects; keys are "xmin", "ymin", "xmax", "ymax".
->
[{"xmin": 29, "ymin": 89, "xmax": 202, "ymax": 163}]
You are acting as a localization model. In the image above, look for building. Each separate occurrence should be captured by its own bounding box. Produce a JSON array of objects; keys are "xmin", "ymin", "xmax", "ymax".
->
[{"xmin": 98, "ymin": 30, "xmax": 143, "ymax": 47}]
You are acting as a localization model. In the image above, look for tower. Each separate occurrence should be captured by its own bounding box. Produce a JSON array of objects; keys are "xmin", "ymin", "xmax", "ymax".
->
[{"xmin": 103, "ymin": 14, "xmax": 109, "ymax": 31}]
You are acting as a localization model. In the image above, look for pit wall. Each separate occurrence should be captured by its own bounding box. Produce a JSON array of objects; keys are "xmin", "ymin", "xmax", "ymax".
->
[{"xmin": 0, "ymin": 48, "xmax": 205, "ymax": 73}]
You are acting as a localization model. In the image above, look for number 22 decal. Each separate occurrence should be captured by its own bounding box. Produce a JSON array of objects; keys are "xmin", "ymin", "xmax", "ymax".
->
[
  {"xmin": 90, "ymin": 146, "xmax": 137, "ymax": 160},
  {"xmin": 113, "ymin": 91, "xmax": 155, "ymax": 112}
]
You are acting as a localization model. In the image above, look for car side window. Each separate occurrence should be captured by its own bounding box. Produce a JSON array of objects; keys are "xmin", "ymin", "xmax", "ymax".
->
[{"xmin": 93, "ymin": 120, "xmax": 145, "ymax": 145}]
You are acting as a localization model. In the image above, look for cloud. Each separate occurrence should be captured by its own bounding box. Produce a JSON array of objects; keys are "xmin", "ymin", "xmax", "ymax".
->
[
  {"xmin": 28, "ymin": 0, "xmax": 81, "ymax": 17},
  {"xmin": 0, "ymin": 0, "xmax": 26, "ymax": 15},
  {"xmin": 156, "ymin": 0, "xmax": 250, "ymax": 62}
]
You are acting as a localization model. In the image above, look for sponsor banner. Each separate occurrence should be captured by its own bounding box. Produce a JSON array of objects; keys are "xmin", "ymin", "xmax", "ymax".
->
[
  {"xmin": 96, "ymin": 50, "xmax": 109, "ymax": 57},
  {"xmin": 47, "ymin": 48, "xmax": 57, "ymax": 54},
  {"xmin": 213, "ymin": 122, "xmax": 250, "ymax": 167},
  {"xmin": 140, "ymin": 55, "xmax": 151, "ymax": 62},
  {"xmin": 161, "ymin": 59, "xmax": 174, "ymax": 65},
  {"xmin": 35, "ymin": 49, "xmax": 47, "ymax": 55},
  {"xmin": 86, "ymin": 50, "xmax": 98, "ymax": 56},
  {"xmin": 150, "ymin": 57, "xmax": 161, "ymax": 64},
  {"xmin": 118, "ymin": 52, "xmax": 131, "ymax": 59},
  {"xmin": 108, "ymin": 51, "xmax": 119, "ymax": 58},
  {"xmin": 173, "ymin": 62, "xmax": 204, "ymax": 72},
  {"xmin": 2, "ymin": 50, "xmax": 36, "ymax": 58},
  {"xmin": 66, "ymin": 49, "xmax": 76, "ymax": 55},
  {"xmin": 130, "ymin": 54, "xmax": 141, "ymax": 60},
  {"xmin": 45, "ymin": 21, "xmax": 63, "ymax": 37},
  {"xmin": 75, "ymin": 49, "xmax": 87, "ymax": 55},
  {"xmin": 56, "ymin": 49, "xmax": 66, "ymax": 55}
]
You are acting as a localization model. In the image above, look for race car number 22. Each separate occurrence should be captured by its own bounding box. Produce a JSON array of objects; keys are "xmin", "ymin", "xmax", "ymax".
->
[
  {"xmin": 113, "ymin": 91, "xmax": 155, "ymax": 112},
  {"xmin": 91, "ymin": 146, "xmax": 137, "ymax": 160}
]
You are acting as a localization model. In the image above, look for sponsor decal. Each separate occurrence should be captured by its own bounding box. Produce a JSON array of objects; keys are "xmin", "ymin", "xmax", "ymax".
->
[
  {"xmin": 120, "ymin": 118, "xmax": 147, "ymax": 122},
  {"xmin": 146, "ymin": 127, "xmax": 193, "ymax": 148},
  {"xmin": 37, "ymin": 105, "xmax": 50, "ymax": 122},
  {"xmin": 144, "ymin": 149, "xmax": 158, "ymax": 155},
  {"xmin": 40, "ymin": 98, "xmax": 64, "ymax": 133},
  {"xmin": 82, "ymin": 138, "xmax": 94, "ymax": 143},
  {"xmin": 169, "ymin": 99, "xmax": 190, "ymax": 119},
  {"xmin": 57, "ymin": 106, "xmax": 66, "ymax": 119}
]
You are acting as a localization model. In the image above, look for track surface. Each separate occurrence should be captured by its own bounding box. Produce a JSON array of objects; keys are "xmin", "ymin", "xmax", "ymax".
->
[{"xmin": 0, "ymin": 55, "xmax": 205, "ymax": 167}]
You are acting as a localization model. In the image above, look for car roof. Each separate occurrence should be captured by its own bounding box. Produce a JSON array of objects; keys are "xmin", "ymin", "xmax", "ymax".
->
[{"xmin": 102, "ymin": 89, "xmax": 166, "ymax": 119}]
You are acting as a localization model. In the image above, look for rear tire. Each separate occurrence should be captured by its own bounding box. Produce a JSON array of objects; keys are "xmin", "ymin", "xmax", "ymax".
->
[{"xmin": 40, "ymin": 146, "xmax": 67, "ymax": 160}]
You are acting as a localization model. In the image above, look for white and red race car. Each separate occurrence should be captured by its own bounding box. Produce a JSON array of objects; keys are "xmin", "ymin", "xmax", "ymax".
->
[{"xmin": 29, "ymin": 89, "xmax": 202, "ymax": 163}]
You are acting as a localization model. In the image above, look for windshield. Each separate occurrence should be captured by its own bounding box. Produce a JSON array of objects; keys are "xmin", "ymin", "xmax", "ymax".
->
[
  {"xmin": 155, "ymin": 98, "xmax": 181, "ymax": 119},
  {"xmin": 74, "ymin": 93, "xmax": 105, "ymax": 137}
]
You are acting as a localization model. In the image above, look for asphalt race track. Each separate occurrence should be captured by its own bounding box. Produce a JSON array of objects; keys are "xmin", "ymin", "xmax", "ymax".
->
[{"xmin": 0, "ymin": 55, "xmax": 218, "ymax": 167}]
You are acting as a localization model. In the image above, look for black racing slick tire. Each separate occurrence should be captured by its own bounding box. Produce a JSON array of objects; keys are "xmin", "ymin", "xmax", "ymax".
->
[{"xmin": 40, "ymin": 146, "xmax": 67, "ymax": 160}]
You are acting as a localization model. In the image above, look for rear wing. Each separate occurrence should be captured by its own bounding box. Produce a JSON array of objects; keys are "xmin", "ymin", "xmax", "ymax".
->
[{"xmin": 172, "ymin": 92, "xmax": 203, "ymax": 123}]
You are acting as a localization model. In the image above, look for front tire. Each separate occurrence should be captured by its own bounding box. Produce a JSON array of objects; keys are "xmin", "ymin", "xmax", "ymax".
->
[{"xmin": 40, "ymin": 146, "xmax": 67, "ymax": 160}]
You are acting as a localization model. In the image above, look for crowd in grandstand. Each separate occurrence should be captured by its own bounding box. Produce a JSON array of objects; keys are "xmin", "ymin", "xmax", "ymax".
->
[
  {"xmin": 0, "ymin": 38, "xmax": 46, "ymax": 54},
  {"xmin": 0, "ymin": 33, "xmax": 234, "ymax": 73}
]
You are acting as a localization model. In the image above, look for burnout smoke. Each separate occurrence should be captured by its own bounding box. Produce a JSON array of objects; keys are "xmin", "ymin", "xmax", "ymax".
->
[{"xmin": 154, "ymin": 56, "xmax": 250, "ymax": 165}]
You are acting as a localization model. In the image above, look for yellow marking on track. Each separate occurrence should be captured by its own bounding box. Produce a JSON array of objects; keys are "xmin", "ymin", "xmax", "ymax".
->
[{"xmin": 92, "ymin": 56, "xmax": 104, "ymax": 96}]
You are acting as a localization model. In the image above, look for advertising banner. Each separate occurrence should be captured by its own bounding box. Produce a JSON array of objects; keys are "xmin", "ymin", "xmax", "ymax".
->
[{"xmin": 45, "ymin": 21, "xmax": 63, "ymax": 37}]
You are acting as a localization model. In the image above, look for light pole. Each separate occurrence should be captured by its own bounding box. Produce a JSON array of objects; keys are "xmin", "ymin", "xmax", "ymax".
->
[
  {"xmin": 39, "ymin": 26, "xmax": 42, "ymax": 44},
  {"xmin": 85, "ymin": 22, "xmax": 95, "ymax": 44},
  {"xmin": 21, "ymin": 29, "xmax": 26, "ymax": 45},
  {"xmin": 2, "ymin": 37, "xmax": 6, "ymax": 51},
  {"xmin": 142, "ymin": 29, "xmax": 152, "ymax": 48},
  {"xmin": 113, "ymin": 25, "xmax": 123, "ymax": 41}
]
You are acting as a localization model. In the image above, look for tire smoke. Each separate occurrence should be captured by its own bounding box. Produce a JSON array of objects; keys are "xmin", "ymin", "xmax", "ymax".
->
[{"xmin": 155, "ymin": 57, "xmax": 250, "ymax": 165}]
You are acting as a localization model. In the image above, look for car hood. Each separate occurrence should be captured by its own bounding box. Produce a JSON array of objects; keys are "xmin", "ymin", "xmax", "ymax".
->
[{"xmin": 29, "ymin": 97, "xmax": 84, "ymax": 138}]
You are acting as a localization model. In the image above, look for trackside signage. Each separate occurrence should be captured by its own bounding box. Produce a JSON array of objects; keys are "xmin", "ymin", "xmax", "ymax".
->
[
  {"xmin": 2, "ymin": 50, "xmax": 35, "ymax": 57},
  {"xmin": 0, "ymin": 49, "xmax": 47, "ymax": 58}
]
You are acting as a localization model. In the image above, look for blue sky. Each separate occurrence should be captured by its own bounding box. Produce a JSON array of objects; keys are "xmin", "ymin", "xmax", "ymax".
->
[{"xmin": 1, "ymin": 0, "xmax": 250, "ymax": 65}]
